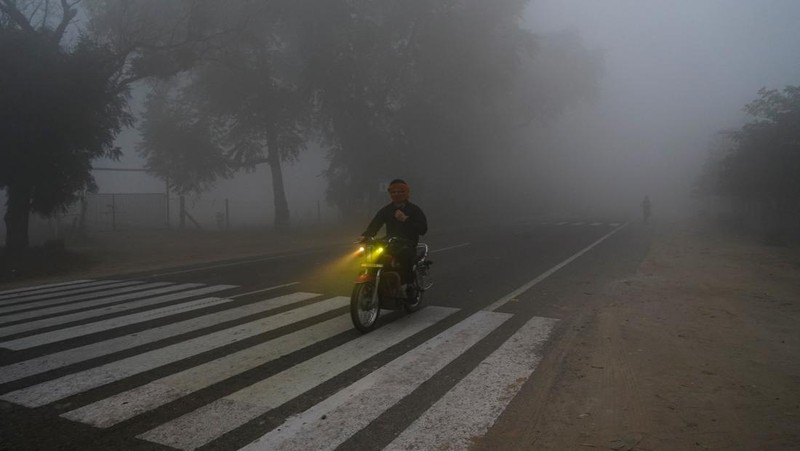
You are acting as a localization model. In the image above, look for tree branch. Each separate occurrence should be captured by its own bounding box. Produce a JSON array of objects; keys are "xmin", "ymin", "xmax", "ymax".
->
[
  {"xmin": 52, "ymin": 0, "xmax": 79, "ymax": 42},
  {"xmin": 0, "ymin": 0, "xmax": 36, "ymax": 33}
]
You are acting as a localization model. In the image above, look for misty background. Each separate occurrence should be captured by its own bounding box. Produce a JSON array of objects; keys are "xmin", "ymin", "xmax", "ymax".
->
[
  {"xmin": 524, "ymin": 0, "xmax": 800, "ymax": 220},
  {"xmin": 3, "ymin": 0, "xmax": 799, "ymax": 243}
]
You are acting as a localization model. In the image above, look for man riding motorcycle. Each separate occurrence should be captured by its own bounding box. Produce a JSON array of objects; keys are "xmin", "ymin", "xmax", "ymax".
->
[{"xmin": 359, "ymin": 179, "xmax": 428, "ymax": 297}]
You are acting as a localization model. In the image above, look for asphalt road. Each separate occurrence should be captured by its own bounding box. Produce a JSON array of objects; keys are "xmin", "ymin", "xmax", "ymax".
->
[{"xmin": 0, "ymin": 219, "xmax": 650, "ymax": 451}]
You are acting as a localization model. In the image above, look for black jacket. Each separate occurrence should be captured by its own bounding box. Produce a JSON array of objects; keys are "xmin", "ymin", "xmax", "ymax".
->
[{"xmin": 362, "ymin": 201, "xmax": 428, "ymax": 245}]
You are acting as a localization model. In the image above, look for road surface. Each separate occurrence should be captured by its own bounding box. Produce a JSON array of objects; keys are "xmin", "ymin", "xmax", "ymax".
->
[{"xmin": 0, "ymin": 219, "xmax": 649, "ymax": 450}]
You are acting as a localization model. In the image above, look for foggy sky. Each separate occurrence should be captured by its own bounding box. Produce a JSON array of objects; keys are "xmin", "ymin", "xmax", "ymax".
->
[
  {"xmin": 524, "ymin": 0, "xmax": 800, "ymax": 218},
  {"xmin": 96, "ymin": 1, "xmax": 800, "ymax": 224}
]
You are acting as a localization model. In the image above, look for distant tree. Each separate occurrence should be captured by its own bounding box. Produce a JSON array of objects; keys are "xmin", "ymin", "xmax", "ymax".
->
[
  {"xmin": 115, "ymin": 0, "xmax": 603, "ymax": 227},
  {"xmin": 1, "ymin": 0, "xmax": 228, "ymax": 250},
  {"xmin": 289, "ymin": 0, "xmax": 408, "ymax": 215},
  {"xmin": 137, "ymin": 1, "xmax": 307, "ymax": 230},
  {"xmin": 137, "ymin": 83, "xmax": 233, "ymax": 195},
  {"xmin": 0, "ymin": 2, "xmax": 130, "ymax": 251},
  {"xmin": 721, "ymin": 86, "xmax": 800, "ymax": 203},
  {"xmin": 702, "ymin": 86, "xmax": 800, "ymax": 238},
  {"xmin": 694, "ymin": 130, "xmax": 737, "ymax": 198},
  {"xmin": 295, "ymin": 0, "xmax": 602, "ymax": 214}
]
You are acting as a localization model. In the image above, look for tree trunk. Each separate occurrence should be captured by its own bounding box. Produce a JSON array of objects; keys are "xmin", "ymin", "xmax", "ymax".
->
[
  {"xmin": 266, "ymin": 127, "xmax": 290, "ymax": 231},
  {"xmin": 3, "ymin": 183, "xmax": 32, "ymax": 252}
]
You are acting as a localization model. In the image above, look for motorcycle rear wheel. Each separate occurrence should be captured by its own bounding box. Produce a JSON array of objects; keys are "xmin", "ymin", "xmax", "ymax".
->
[{"xmin": 351, "ymin": 282, "xmax": 380, "ymax": 333}]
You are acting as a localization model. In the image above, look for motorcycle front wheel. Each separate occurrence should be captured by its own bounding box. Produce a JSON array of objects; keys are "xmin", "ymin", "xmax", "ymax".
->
[{"xmin": 351, "ymin": 282, "xmax": 380, "ymax": 333}]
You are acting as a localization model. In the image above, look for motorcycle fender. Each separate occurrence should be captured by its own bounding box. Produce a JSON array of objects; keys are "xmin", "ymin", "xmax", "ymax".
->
[{"xmin": 355, "ymin": 273, "xmax": 375, "ymax": 284}]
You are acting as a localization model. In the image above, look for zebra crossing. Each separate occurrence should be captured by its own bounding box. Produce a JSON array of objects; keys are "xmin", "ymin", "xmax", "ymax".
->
[{"xmin": 0, "ymin": 278, "xmax": 558, "ymax": 450}]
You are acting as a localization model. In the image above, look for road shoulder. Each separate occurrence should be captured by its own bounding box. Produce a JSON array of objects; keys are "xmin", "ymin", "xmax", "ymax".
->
[{"xmin": 480, "ymin": 219, "xmax": 800, "ymax": 450}]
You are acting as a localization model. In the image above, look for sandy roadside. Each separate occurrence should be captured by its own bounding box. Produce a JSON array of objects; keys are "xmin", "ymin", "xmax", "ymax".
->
[
  {"xmin": 481, "ymin": 220, "xmax": 800, "ymax": 450},
  {"xmin": 0, "ymin": 226, "xmax": 355, "ymax": 287}
]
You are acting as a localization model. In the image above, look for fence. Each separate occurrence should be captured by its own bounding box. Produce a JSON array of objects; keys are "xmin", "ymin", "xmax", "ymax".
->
[
  {"xmin": 0, "ymin": 190, "xmax": 342, "ymax": 246},
  {"xmin": 78, "ymin": 193, "xmax": 168, "ymax": 231}
]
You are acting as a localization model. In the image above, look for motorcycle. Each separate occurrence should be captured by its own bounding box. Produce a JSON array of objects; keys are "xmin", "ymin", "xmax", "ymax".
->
[{"xmin": 350, "ymin": 236, "xmax": 433, "ymax": 333}]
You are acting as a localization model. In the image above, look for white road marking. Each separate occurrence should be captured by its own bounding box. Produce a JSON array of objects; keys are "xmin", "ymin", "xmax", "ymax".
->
[
  {"xmin": 430, "ymin": 243, "xmax": 470, "ymax": 253},
  {"xmin": 230, "ymin": 282, "xmax": 299, "ymax": 298},
  {"xmin": 0, "ymin": 281, "xmax": 152, "ymax": 314},
  {"xmin": 0, "ymin": 284, "xmax": 234, "ymax": 340},
  {"xmin": 0, "ymin": 296, "xmax": 232, "ymax": 350},
  {"xmin": 385, "ymin": 315, "xmax": 559, "ymax": 450},
  {"xmin": 590, "ymin": 222, "xmax": 603, "ymax": 226},
  {"xmin": 0, "ymin": 297, "xmax": 349, "ymax": 407},
  {"xmin": 237, "ymin": 310, "xmax": 511, "ymax": 451},
  {"xmin": 138, "ymin": 306, "xmax": 459, "ymax": 451},
  {"xmin": 556, "ymin": 221, "xmax": 569, "ymax": 225},
  {"xmin": 0, "ymin": 292, "xmax": 321, "ymax": 384},
  {"xmin": 0, "ymin": 280, "xmax": 111, "ymax": 301},
  {"xmin": 485, "ymin": 222, "xmax": 629, "ymax": 311},
  {"xmin": 62, "ymin": 314, "xmax": 354, "ymax": 427}
]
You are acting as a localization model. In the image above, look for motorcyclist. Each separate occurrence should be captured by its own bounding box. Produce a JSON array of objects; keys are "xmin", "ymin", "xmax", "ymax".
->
[{"xmin": 359, "ymin": 179, "xmax": 428, "ymax": 295}]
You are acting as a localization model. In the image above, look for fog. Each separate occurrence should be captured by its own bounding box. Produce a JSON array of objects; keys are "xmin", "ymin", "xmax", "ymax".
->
[
  {"xmin": 521, "ymin": 0, "xmax": 800, "ymax": 220},
  {"xmin": 155, "ymin": 0, "xmax": 795, "ymax": 227},
  {"xmin": 5, "ymin": 0, "xmax": 800, "ymax": 239}
]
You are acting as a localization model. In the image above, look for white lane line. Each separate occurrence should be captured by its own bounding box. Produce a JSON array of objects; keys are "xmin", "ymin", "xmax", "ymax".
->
[
  {"xmin": 484, "ymin": 222, "xmax": 629, "ymax": 311},
  {"xmin": 138, "ymin": 306, "xmax": 459, "ymax": 451},
  {"xmin": 0, "ymin": 284, "xmax": 234, "ymax": 340},
  {"xmin": 0, "ymin": 295, "xmax": 233, "ymax": 350},
  {"xmin": 230, "ymin": 282, "xmax": 299, "ymax": 299},
  {"xmin": 0, "ymin": 292, "xmax": 321, "ymax": 385},
  {"xmin": 237, "ymin": 310, "xmax": 511, "ymax": 451},
  {"xmin": 0, "ymin": 281, "xmax": 151, "ymax": 313},
  {"xmin": 0, "ymin": 280, "xmax": 106, "ymax": 301},
  {"xmin": 62, "ymin": 314, "xmax": 354, "ymax": 428},
  {"xmin": 430, "ymin": 243, "xmax": 470, "ymax": 253},
  {"xmin": 385, "ymin": 316, "xmax": 559, "ymax": 450},
  {"xmin": 0, "ymin": 297, "xmax": 349, "ymax": 407}
]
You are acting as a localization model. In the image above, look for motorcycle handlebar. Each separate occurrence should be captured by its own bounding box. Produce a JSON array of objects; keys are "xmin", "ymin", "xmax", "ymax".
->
[{"xmin": 357, "ymin": 236, "xmax": 414, "ymax": 247}]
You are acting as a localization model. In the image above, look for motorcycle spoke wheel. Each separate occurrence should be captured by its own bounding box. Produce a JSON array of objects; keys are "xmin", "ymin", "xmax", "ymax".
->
[
  {"xmin": 416, "ymin": 267, "xmax": 433, "ymax": 291},
  {"xmin": 351, "ymin": 282, "xmax": 380, "ymax": 333}
]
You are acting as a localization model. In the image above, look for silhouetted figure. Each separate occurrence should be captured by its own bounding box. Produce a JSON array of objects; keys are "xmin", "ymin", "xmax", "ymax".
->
[
  {"xmin": 360, "ymin": 179, "xmax": 428, "ymax": 286},
  {"xmin": 642, "ymin": 195, "xmax": 651, "ymax": 224}
]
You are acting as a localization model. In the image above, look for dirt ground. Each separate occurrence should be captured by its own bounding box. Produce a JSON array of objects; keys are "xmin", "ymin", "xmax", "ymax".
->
[
  {"xmin": 485, "ymin": 220, "xmax": 800, "ymax": 450},
  {"xmin": 0, "ymin": 226, "xmax": 353, "ymax": 286}
]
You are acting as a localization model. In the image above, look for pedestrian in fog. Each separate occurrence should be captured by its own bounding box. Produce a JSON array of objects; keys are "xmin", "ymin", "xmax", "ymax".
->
[{"xmin": 642, "ymin": 195, "xmax": 651, "ymax": 224}]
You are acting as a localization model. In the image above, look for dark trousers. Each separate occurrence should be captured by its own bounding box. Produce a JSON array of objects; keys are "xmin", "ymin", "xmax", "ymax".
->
[{"xmin": 394, "ymin": 245, "xmax": 415, "ymax": 284}]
